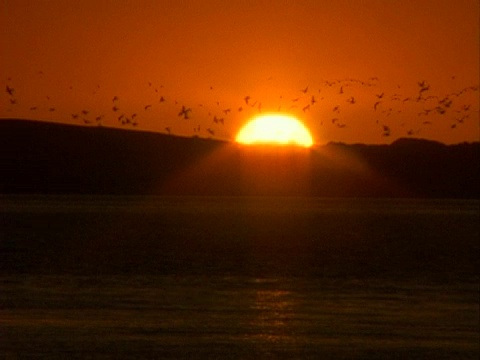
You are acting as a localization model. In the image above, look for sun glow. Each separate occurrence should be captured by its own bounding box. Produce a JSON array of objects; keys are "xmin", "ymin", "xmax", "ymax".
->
[{"xmin": 236, "ymin": 114, "xmax": 314, "ymax": 147}]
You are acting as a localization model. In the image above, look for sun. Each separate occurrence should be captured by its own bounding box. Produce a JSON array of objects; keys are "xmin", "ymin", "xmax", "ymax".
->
[{"xmin": 236, "ymin": 114, "xmax": 314, "ymax": 147}]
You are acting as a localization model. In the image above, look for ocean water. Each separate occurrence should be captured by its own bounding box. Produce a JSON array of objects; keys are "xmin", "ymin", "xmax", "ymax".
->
[{"xmin": 1, "ymin": 196, "xmax": 479, "ymax": 358}]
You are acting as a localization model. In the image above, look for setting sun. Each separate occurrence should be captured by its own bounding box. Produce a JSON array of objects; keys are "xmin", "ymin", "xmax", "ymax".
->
[{"xmin": 236, "ymin": 114, "xmax": 314, "ymax": 147}]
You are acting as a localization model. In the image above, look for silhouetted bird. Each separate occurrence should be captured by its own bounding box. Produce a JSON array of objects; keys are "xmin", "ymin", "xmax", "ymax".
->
[
  {"xmin": 302, "ymin": 104, "xmax": 310, "ymax": 112},
  {"xmin": 165, "ymin": 127, "xmax": 171, "ymax": 134},
  {"xmin": 112, "ymin": 106, "xmax": 119, "ymax": 112},
  {"xmin": 159, "ymin": 96, "xmax": 165, "ymax": 102},
  {"xmin": 376, "ymin": 93, "xmax": 384, "ymax": 99},
  {"xmin": 311, "ymin": 95, "xmax": 316, "ymax": 105},
  {"xmin": 382, "ymin": 125, "xmax": 391, "ymax": 136},
  {"xmin": 374, "ymin": 101, "xmax": 381, "ymax": 110},
  {"xmin": 244, "ymin": 96, "xmax": 250, "ymax": 105},
  {"xmin": 213, "ymin": 116, "xmax": 224, "ymax": 124},
  {"xmin": 144, "ymin": 105, "xmax": 152, "ymax": 110},
  {"xmin": 112, "ymin": 96, "xmax": 118, "ymax": 102},
  {"xmin": 178, "ymin": 106, "xmax": 192, "ymax": 119},
  {"xmin": 5, "ymin": 85, "xmax": 14, "ymax": 96},
  {"xmin": 301, "ymin": 86, "xmax": 309, "ymax": 93},
  {"xmin": 81, "ymin": 110, "xmax": 89, "ymax": 115}
]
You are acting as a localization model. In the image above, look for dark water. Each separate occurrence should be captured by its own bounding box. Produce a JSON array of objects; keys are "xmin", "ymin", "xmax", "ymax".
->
[{"xmin": 1, "ymin": 196, "xmax": 479, "ymax": 358}]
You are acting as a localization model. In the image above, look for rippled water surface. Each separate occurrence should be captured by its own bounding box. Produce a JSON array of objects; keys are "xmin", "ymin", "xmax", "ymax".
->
[{"xmin": 1, "ymin": 196, "xmax": 479, "ymax": 358}]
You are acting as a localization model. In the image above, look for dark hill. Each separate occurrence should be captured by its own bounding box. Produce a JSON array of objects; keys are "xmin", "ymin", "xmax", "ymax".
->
[{"xmin": 1, "ymin": 119, "xmax": 478, "ymax": 198}]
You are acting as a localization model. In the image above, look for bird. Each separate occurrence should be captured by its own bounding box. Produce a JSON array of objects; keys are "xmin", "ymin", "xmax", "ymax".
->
[
  {"xmin": 418, "ymin": 80, "xmax": 427, "ymax": 88},
  {"xmin": 81, "ymin": 110, "xmax": 89, "ymax": 115},
  {"xmin": 301, "ymin": 86, "xmax": 309, "ymax": 94},
  {"xmin": 244, "ymin": 96, "xmax": 250, "ymax": 105},
  {"xmin": 207, "ymin": 128, "xmax": 215, "ymax": 136},
  {"xmin": 6, "ymin": 85, "xmax": 14, "ymax": 96},
  {"xmin": 311, "ymin": 95, "xmax": 316, "ymax": 105},
  {"xmin": 376, "ymin": 93, "xmax": 384, "ymax": 99},
  {"xmin": 48, "ymin": 107, "xmax": 56, "ymax": 112},
  {"xmin": 178, "ymin": 106, "xmax": 192, "ymax": 119},
  {"xmin": 347, "ymin": 97, "xmax": 355, "ymax": 104},
  {"xmin": 71, "ymin": 114, "xmax": 79, "ymax": 119},
  {"xmin": 112, "ymin": 96, "xmax": 119, "ymax": 102},
  {"xmin": 223, "ymin": 108, "xmax": 231, "ymax": 115},
  {"xmin": 333, "ymin": 105, "xmax": 340, "ymax": 113},
  {"xmin": 144, "ymin": 104, "xmax": 152, "ymax": 110},
  {"xmin": 418, "ymin": 82, "xmax": 430, "ymax": 95},
  {"xmin": 213, "ymin": 116, "xmax": 224, "ymax": 125},
  {"xmin": 112, "ymin": 106, "xmax": 119, "ymax": 112},
  {"xmin": 29, "ymin": 106, "xmax": 37, "ymax": 111},
  {"xmin": 159, "ymin": 96, "xmax": 165, "ymax": 102},
  {"xmin": 373, "ymin": 101, "xmax": 381, "ymax": 111},
  {"xmin": 302, "ymin": 104, "xmax": 310, "ymax": 112},
  {"xmin": 165, "ymin": 127, "xmax": 171, "ymax": 134}
]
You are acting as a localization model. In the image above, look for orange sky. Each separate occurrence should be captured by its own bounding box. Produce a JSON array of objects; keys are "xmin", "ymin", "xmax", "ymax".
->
[{"xmin": 1, "ymin": 0, "xmax": 479, "ymax": 144}]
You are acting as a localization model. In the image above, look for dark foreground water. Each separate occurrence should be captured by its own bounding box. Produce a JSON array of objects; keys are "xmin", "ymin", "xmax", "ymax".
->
[{"xmin": 1, "ymin": 196, "xmax": 479, "ymax": 358}]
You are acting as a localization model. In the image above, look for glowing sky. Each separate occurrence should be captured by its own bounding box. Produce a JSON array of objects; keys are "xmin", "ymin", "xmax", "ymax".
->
[{"xmin": 1, "ymin": 0, "xmax": 479, "ymax": 144}]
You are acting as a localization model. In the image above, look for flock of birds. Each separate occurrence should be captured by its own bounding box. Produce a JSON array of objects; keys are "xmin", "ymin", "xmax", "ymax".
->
[{"xmin": 3, "ymin": 73, "xmax": 479, "ymax": 141}]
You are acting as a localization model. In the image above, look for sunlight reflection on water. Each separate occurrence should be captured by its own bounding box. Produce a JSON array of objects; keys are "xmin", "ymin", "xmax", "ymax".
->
[{"xmin": 1, "ymin": 196, "xmax": 479, "ymax": 358}]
